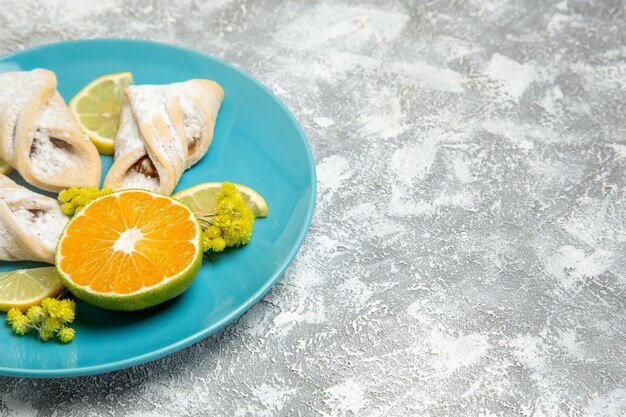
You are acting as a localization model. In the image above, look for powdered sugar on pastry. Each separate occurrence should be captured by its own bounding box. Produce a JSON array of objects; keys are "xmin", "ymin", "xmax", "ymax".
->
[
  {"xmin": 12, "ymin": 206, "xmax": 67, "ymax": 253},
  {"xmin": 0, "ymin": 69, "xmax": 101, "ymax": 192},
  {"xmin": 0, "ymin": 174, "xmax": 68, "ymax": 263},
  {"xmin": 119, "ymin": 169, "xmax": 160, "ymax": 191},
  {"xmin": 30, "ymin": 130, "xmax": 82, "ymax": 177},
  {"xmin": 104, "ymin": 79, "xmax": 224, "ymax": 195}
]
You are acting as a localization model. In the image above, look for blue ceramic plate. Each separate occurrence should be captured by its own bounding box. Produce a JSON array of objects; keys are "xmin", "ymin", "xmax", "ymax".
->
[{"xmin": 0, "ymin": 39, "xmax": 315, "ymax": 378}]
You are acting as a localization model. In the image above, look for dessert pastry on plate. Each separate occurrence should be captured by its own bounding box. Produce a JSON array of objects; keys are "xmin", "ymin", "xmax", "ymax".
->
[
  {"xmin": 0, "ymin": 174, "xmax": 67, "ymax": 264},
  {"xmin": 104, "ymin": 79, "xmax": 224, "ymax": 195},
  {"xmin": 0, "ymin": 69, "xmax": 101, "ymax": 192}
]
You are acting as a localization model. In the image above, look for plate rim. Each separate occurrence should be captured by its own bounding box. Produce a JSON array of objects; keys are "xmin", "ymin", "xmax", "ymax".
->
[{"xmin": 0, "ymin": 38, "xmax": 316, "ymax": 378}]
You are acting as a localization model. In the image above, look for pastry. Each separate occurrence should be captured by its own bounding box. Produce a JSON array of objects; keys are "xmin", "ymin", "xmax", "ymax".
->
[
  {"xmin": 104, "ymin": 79, "xmax": 224, "ymax": 195},
  {"xmin": 0, "ymin": 174, "xmax": 68, "ymax": 264},
  {"xmin": 0, "ymin": 68, "xmax": 101, "ymax": 192}
]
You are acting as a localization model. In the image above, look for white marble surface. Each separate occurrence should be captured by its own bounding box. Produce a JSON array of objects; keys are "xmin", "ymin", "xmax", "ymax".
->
[{"xmin": 0, "ymin": 0, "xmax": 625, "ymax": 416}]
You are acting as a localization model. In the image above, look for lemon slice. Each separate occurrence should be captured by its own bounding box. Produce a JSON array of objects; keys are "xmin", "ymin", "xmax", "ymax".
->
[
  {"xmin": 0, "ymin": 267, "xmax": 65, "ymax": 312},
  {"xmin": 173, "ymin": 182, "xmax": 269, "ymax": 218},
  {"xmin": 69, "ymin": 72, "xmax": 133, "ymax": 155},
  {"xmin": 0, "ymin": 158, "xmax": 12, "ymax": 175}
]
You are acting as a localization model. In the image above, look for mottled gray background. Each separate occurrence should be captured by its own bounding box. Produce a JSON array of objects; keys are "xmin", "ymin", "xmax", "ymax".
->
[{"xmin": 1, "ymin": 0, "xmax": 625, "ymax": 416}]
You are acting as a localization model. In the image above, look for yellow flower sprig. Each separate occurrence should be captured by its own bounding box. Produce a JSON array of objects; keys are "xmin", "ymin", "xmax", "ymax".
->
[
  {"xmin": 6, "ymin": 298, "xmax": 76, "ymax": 343},
  {"xmin": 199, "ymin": 182, "xmax": 255, "ymax": 253},
  {"xmin": 58, "ymin": 187, "xmax": 113, "ymax": 217}
]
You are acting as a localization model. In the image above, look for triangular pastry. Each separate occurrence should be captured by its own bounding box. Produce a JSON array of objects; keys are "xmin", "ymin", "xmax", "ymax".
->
[
  {"xmin": 0, "ymin": 68, "xmax": 101, "ymax": 192},
  {"xmin": 0, "ymin": 174, "xmax": 68, "ymax": 264},
  {"xmin": 104, "ymin": 79, "xmax": 224, "ymax": 195}
]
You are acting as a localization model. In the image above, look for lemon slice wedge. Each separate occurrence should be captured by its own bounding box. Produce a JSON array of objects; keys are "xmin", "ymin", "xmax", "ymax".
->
[
  {"xmin": 69, "ymin": 72, "xmax": 133, "ymax": 155},
  {"xmin": 0, "ymin": 267, "xmax": 65, "ymax": 312},
  {"xmin": 173, "ymin": 182, "xmax": 269, "ymax": 218}
]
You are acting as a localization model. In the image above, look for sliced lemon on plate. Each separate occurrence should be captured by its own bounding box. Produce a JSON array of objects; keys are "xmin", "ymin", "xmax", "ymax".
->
[
  {"xmin": 173, "ymin": 182, "xmax": 269, "ymax": 218},
  {"xmin": 69, "ymin": 72, "xmax": 133, "ymax": 155},
  {"xmin": 0, "ymin": 267, "xmax": 65, "ymax": 312},
  {"xmin": 0, "ymin": 158, "xmax": 12, "ymax": 175}
]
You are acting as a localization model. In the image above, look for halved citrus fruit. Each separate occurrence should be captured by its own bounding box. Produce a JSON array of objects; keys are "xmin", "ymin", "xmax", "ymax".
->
[
  {"xmin": 0, "ymin": 158, "xmax": 12, "ymax": 175},
  {"xmin": 69, "ymin": 72, "xmax": 133, "ymax": 155},
  {"xmin": 173, "ymin": 182, "xmax": 268, "ymax": 218},
  {"xmin": 55, "ymin": 190, "xmax": 202, "ymax": 311},
  {"xmin": 0, "ymin": 267, "xmax": 65, "ymax": 312}
]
